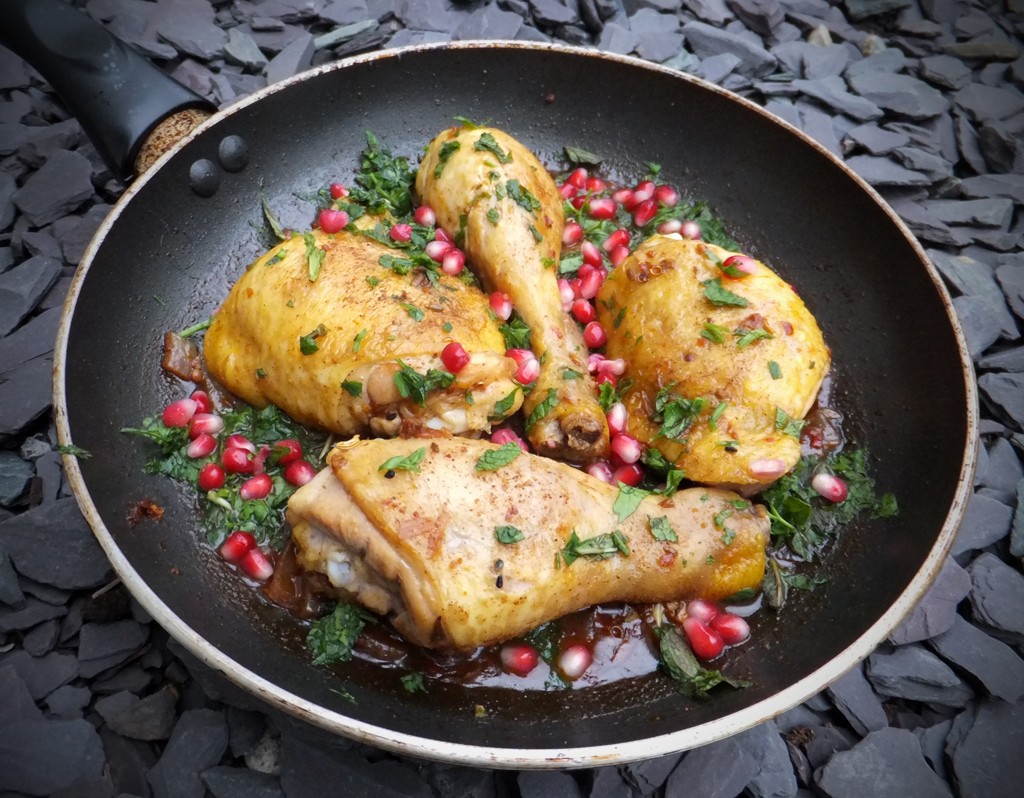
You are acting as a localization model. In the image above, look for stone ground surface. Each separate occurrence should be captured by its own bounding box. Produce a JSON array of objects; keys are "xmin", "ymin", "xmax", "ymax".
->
[{"xmin": 1, "ymin": 0, "xmax": 1023, "ymax": 796}]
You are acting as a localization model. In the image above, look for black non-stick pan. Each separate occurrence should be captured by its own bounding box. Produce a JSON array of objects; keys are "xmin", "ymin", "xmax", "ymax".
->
[{"xmin": 2, "ymin": 0, "xmax": 976, "ymax": 767}]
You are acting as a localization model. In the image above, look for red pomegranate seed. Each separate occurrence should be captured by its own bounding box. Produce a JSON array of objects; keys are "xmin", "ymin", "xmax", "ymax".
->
[
  {"xmin": 222, "ymin": 447, "xmax": 254, "ymax": 474},
  {"xmin": 612, "ymin": 188, "xmax": 636, "ymax": 209},
  {"xmin": 162, "ymin": 398, "xmax": 197, "ymax": 428},
  {"xmin": 189, "ymin": 390, "xmax": 213, "ymax": 414},
  {"xmin": 566, "ymin": 167, "xmax": 588, "ymax": 189},
  {"xmin": 812, "ymin": 472, "xmax": 849, "ymax": 503},
  {"xmin": 607, "ymin": 402, "xmax": 628, "ymax": 436},
  {"xmin": 558, "ymin": 278, "xmax": 575, "ymax": 310},
  {"xmin": 251, "ymin": 444, "xmax": 271, "ymax": 475},
  {"xmin": 558, "ymin": 643, "xmax": 593, "ymax": 680},
  {"xmin": 581, "ymin": 240, "xmax": 602, "ymax": 268},
  {"xmin": 585, "ymin": 176, "xmax": 606, "ymax": 194},
  {"xmin": 587, "ymin": 461, "xmax": 615, "ymax": 483},
  {"xmin": 687, "ymin": 598, "xmax": 720, "ymax": 623},
  {"xmin": 329, "ymin": 182, "xmax": 348, "ymax": 199},
  {"xmin": 613, "ymin": 463, "xmax": 643, "ymax": 486},
  {"xmin": 598, "ymin": 357, "xmax": 626, "ymax": 376},
  {"xmin": 588, "ymin": 198, "xmax": 617, "ymax": 220},
  {"xmin": 434, "ymin": 227, "xmax": 454, "ymax": 244},
  {"xmin": 558, "ymin": 182, "xmax": 577, "ymax": 200},
  {"xmin": 577, "ymin": 266, "xmax": 605, "ymax": 299},
  {"xmin": 610, "ymin": 433, "xmax": 642, "ymax": 464},
  {"xmin": 722, "ymin": 254, "xmax": 758, "ymax": 277},
  {"xmin": 683, "ymin": 617, "xmax": 725, "ymax": 660},
  {"xmin": 595, "ymin": 371, "xmax": 618, "ymax": 387},
  {"xmin": 570, "ymin": 195, "xmax": 586, "ymax": 210},
  {"xmin": 601, "ymin": 228, "xmax": 629, "ymax": 252},
  {"xmin": 413, "ymin": 205, "xmax": 436, "ymax": 226},
  {"xmin": 571, "ymin": 299, "xmax": 595, "ymax": 324},
  {"xmin": 390, "ymin": 223, "xmax": 413, "ymax": 242},
  {"xmin": 441, "ymin": 248, "xmax": 465, "ymax": 276},
  {"xmin": 240, "ymin": 473, "xmax": 273, "ymax": 501},
  {"xmin": 563, "ymin": 221, "xmax": 584, "ymax": 246},
  {"xmin": 609, "ymin": 244, "xmax": 630, "ymax": 267},
  {"xmin": 225, "ymin": 433, "xmax": 255, "ymax": 453},
  {"xmin": 284, "ymin": 459, "xmax": 317, "ymax": 487},
  {"xmin": 632, "ymin": 198, "xmax": 658, "ymax": 228},
  {"xmin": 219, "ymin": 530, "xmax": 256, "ymax": 563},
  {"xmin": 318, "ymin": 208, "xmax": 349, "ymax": 234},
  {"xmin": 657, "ymin": 219, "xmax": 683, "ymax": 235},
  {"xmin": 568, "ymin": 277, "xmax": 583, "ymax": 299},
  {"xmin": 710, "ymin": 612, "xmax": 751, "ymax": 646},
  {"xmin": 188, "ymin": 413, "xmax": 223, "ymax": 439},
  {"xmin": 587, "ymin": 353, "xmax": 606, "ymax": 373},
  {"xmin": 425, "ymin": 239, "xmax": 452, "ymax": 262},
  {"xmin": 505, "ymin": 348, "xmax": 533, "ymax": 367},
  {"xmin": 491, "ymin": 428, "xmax": 529, "ymax": 451},
  {"xmin": 489, "ymin": 291, "xmax": 513, "ymax": 321},
  {"xmin": 441, "ymin": 341, "xmax": 471, "ymax": 373},
  {"xmin": 272, "ymin": 439, "xmax": 302, "ymax": 465},
  {"xmin": 655, "ymin": 185, "xmax": 679, "ymax": 206},
  {"xmin": 240, "ymin": 547, "xmax": 274, "ymax": 581},
  {"xmin": 680, "ymin": 220, "xmax": 702, "ymax": 240},
  {"xmin": 749, "ymin": 457, "xmax": 788, "ymax": 480},
  {"xmin": 187, "ymin": 433, "xmax": 217, "ymax": 459},
  {"xmin": 514, "ymin": 357, "xmax": 541, "ymax": 384},
  {"xmin": 583, "ymin": 321, "xmax": 607, "ymax": 348},
  {"xmin": 633, "ymin": 180, "xmax": 655, "ymax": 202},
  {"xmin": 197, "ymin": 463, "xmax": 225, "ymax": 491},
  {"xmin": 500, "ymin": 642, "xmax": 540, "ymax": 677}
]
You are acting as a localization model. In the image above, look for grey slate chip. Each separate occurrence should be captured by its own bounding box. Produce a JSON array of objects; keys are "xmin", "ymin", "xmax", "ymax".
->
[
  {"xmin": 734, "ymin": 718, "xmax": 798, "ymax": 798},
  {"xmin": 0, "ymin": 450, "xmax": 33, "ymax": 507},
  {"xmin": 11, "ymin": 150, "xmax": 95, "ymax": 228},
  {"xmin": 682, "ymin": 21, "xmax": 778, "ymax": 77},
  {"xmin": 816, "ymin": 727, "xmax": 954, "ymax": 798},
  {"xmin": 529, "ymin": 0, "xmax": 578, "ymax": 27},
  {"xmin": 929, "ymin": 615, "xmax": 1024, "ymax": 703},
  {"xmin": 0, "ymin": 357, "xmax": 54, "ymax": 443},
  {"xmin": 977, "ymin": 437, "xmax": 1023, "ymax": 504},
  {"xmin": 843, "ymin": 0, "xmax": 910, "ymax": 20},
  {"xmin": 225, "ymin": 29, "xmax": 271, "ymax": 71},
  {"xmin": 78, "ymin": 620, "xmax": 149, "ymax": 679},
  {"xmin": 0, "ymin": 649, "xmax": 78, "ymax": 700},
  {"xmin": 45, "ymin": 684, "xmax": 93, "ymax": 719},
  {"xmin": 0, "ymin": 171, "xmax": 15, "ymax": 232},
  {"xmin": 846, "ymin": 70, "xmax": 950, "ymax": 119},
  {"xmin": 683, "ymin": 0, "xmax": 734, "ymax": 25},
  {"xmin": 844, "ymin": 122, "xmax": 911, "ymax": 154},
  {"xmin": 726, "ymin": 0, "xmax": 785, "ymax": 36},
  {"xmin": 0, "ymin": 550, "xmax": 23, "ymax": 607},
  {"xmin": 201, "ymin": 766, "xmax": 285, "ymax": 798},
  {"xmin": 826, "ymin": 664, "xmax": 889, "ymax": 736},
  {"xmin": 801, "ymin": 41, "xmax": 855, "ymax": 80},
  {"xmin": 954, "ymin": 82, "xmax": 1024, "ymax": 122},
  {"xmin": 0, "ymin": 254, "xmax": 61, "ymax": 337},
  {"xmin": 978, "ymin": 371, "xmax": 1024, "ymax": 428},
  {"xmin": 978, "ymin": 121, "xmax": 1023, "ymax": 173},
  {"xmin": 949, "ymin": 491, "xmax": 1014, "ymax": 556},
  {"xmin": 920, "ymin": 197, "xmax": 1015, "ymax": 228},
  {"xmin": 0, "ymin": 596, "xmax": 66, "ymax": 633},
  {"xmin": 621, "ymin": 752, "xmax": 681, "ymax": 793},
  {"xmin": 889, "ymin": 556, "xmax": 971, "ymax": 645},
  {"xmin": 794, "ymin": 75, "xmax": 884, "ymax": 120},
  {"xmin": 918, "ymin": 54, "xmax": 973, "ymax": 90},
  {"xmin": 0, "ymin": 718, "xmax": 105, "ymax": 796},
  {"xmin": 867, "ymin": 644, "xmax": 975, "ymax": 707},
  {"xmin": 264, "ymin": 31, "xmax": 315, "ymax": 84},
  {"xmin": 147, "ymin": 709, "xmax": 231, "ymax": 798},
  {"xmin": 948, "ymin": 699, "xmax": 1024, "ymax": 798},
  {"xmin": 967, "ymin": 552, "xmax": 1024, "ymax": 638},
  {"xmin": 893, "ymin": 145, "xmax": 953, "ymax": 181},
  {"xmin": 0, "ymin": 663, "xmax": 43, "ymax": 726},
  {"xmin": 96, "ymin": 687, "xmax": 178, "ymax": 741},
  {"xmin": 519, "ymin": 771, "xmax": 584, "ymax": 798},
  {"xmin": 597, "ymin": 22, "xmax": 640, "ymax": 54},
  {"xmin": 894, "ymin": 201, "xmax": 971, "ymax": 246},
  {"xmin": 393, "ymin": 0, "xmax": 452, "ymax": 32},
  {"xmin": 804, "ymin": 724, "xmax": 857, "ymax": 771},
  {"xmin": 664, "ymin": 736, "xmax": 758, "ymax": 798}
]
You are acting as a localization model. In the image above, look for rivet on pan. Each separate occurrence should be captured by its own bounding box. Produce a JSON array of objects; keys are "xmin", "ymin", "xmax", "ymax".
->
[
  {"xmin": 189, "ymin": 159, "xmax": 220, "ymax": 198},
  {"xmin": 218, "ymin": 135, "xmax": 249, "ymax": 172}
]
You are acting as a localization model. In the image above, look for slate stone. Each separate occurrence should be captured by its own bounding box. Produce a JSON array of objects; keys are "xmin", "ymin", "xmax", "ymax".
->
[
  {"xmin": 844, "ymin": 122, "xmax": 911, "ymax": 154},
  {"xmin": 978, "ymin": 345, "xmax": 1024, "ymax": 371},
  {"xmin": 393, "ymin": 0, "xmax": 452, "ymax": 31},
  {"xmin": 698, "ymin": 52, "xmax": 744, "ymax": 83},
  {"xmin": 78, "ymin": 620, "xmax": 149, "ymax": 678},
  {"xmin": 918, "ymin": 54, "xmax": 972, "ymax": 91},
  {"xmin": 978, "ymin": 121, "xmax": 1023, "ymax": 174},
  {"xmin": 843, "ymin": 0, "xmax": 910, "ymax": 19},
  {"xmin": 224, "ymin": 29, "xmax": 271, "ymax": 73},
  {"xmin": 201, "ymin": 766, "xmax": 285, "ymax": 798},
  {"xmin": 0, "ymin": 358, "xmax": 51, "ymax": 442},
  {"xmin": 664, "ymin": 736, "xmax": 758, "ymax": 798},
  {"xmin": 890, "ymin": 556, "xmax": 971, "ymax": 645},
  {"xmin": 420, "ymin": 764, "xmax": 498, "ymax": 798},
  {"xmin": 955, "ymin": 82, "xmax": 1024, "ymax": 122},
  {"xmin": 0, "ymin": 450, "xmax": 33, "ymax": 507},
  {"xmin": 528, "ymin": 0, "xmax": 577, "ymax": 26},
  {"xmin": 734, "ymin": 719, "xmax": 797, "ymax": 798},
  {"xmin": 11, "ymin": 150, "xmax": 95, "ymax": 228},
  {"xmin": 847, "ymin": 70, "xmax": 949, "ymax": 119},
  {"xmin": 0, "ymin": 718, "xmax": 106, "ymax": 796},
  {"xmin": 264, "ymin": 31, "xmax": 315, "ymax": 84},
  {"xmin": 929, "ymin": 614, "xmax": 1024, "ymax": 703},
  {"xmin": 683, "ymin": 21, "xmax": 778, "ymax": 78},
  {"xmin": 894, "ymin": 201, "xmax": 971, "ymax": 246},
  {"xmin": 0, "ymin": 663, "xmax": 42, "ymax": 726},
  {"xmin": 226, "ymin": 706, "xmax": 267, "ymax": 757},
  {"xmin": 519, "ymin": 771, "xmax": 584, "ymax": 798},
  {"xmin": 867, "ymin": 644, "xmax": 975, "ymax": 707},
  {"xmin": 0, "ymin": 254, "xmax": 61, "ymax": 337},
  {"xmin": 846, "ymin": 153, "xmax": 931, "ymax": 186},
  {"xmin": 588, "ymin": 766, "xmax": 633, "ymax": 798},
  {"xmin": 967, "ymin": 552, "xmax": 1024, "ymax": 638},
  {"xmin": 45, "ymin": 684, "xmax": 93, "ymax": 719},
  {"xmin": 726, "ymin": 0, "xmax": 784, "ymax": 36},
  {"xmin": 683, "ymin": 0, "xmax": 733, "ymax": 25},
  {"xmin": 977, "ymin": 437, "xmax": 1024, "ymax": 504},
  {"xmin": 314, "ymin": 19, "xmax": 378, "ymax": 49},
  {"xmin": 804, "ymin": 724, "xmax": 857, "ymax": 770},
  {"xmin": 96, "ymin": 686, "xmax": 177, "ymax": 741},
  {"xmin": 948, "ymin": 699, "xmax": 1024, "ymax": 798},
  {"xmin": 636, "ymin": 31, "xmax": 686, "ymax": 62},
  {"xmin": 1014, "ymin": 479, "xmax": 1024, "ymax": 560},
  {"xmin": 953, "ymin": 112, "xmax": 989, "ymax": 175},
  {"xmin": 154, "ymin": 3, "xmax": 227, "ymax": 59},
  {"xmin": 950, "ymin": 491, "xmax": 1014, "ymax": 556},
  {"xmin": 597, "ymin": 22, "xmax": 640, "ymax": 54},
  {"xmin": 802, "ymin": 42, "xmax": 854, "ymax": 79},
  {"xmin": 794, "ymin": 75, "xmax": 884, "ymax": 121},
  {"xmin": 0, "ymin": 550, "xmax": 23, "ymax": 607},
  {"xmin": 0, "ymin": 171, "xmax": 15, "ymax": 232},
  {"xmin": 826, "ymin": 664, "xmax": 888, "ymax": 736},
  {"xmin": 816, "ymin": 727, "xmax": 953, "ymax": 798},
  {"xmin": 147, "ymin": 709, "xmax": 230, "ymax": 798},
  {"xmin": 979, "ymin": 371, "xmax": 1024, "ymax": 427},
  {"xmin": 91, "ymin": 663, "xmax": 154, "ymax": 697},
  {"xmin": 0, "ymin": 649, "xmax": 78, "ymax": 700},
  {"xmin": 621, "ymin": 752, "xmax": 681, "ymax": 793},
  {"xmin": 0, "ymin": 597, "xmax": 65, "ymax": 636},
  {"xmin": 921, "ymin": 197, "xmax": 1014, "ymax": 228},
  {"xmin": 893, "ymin": 145, "xmax": 953, "ymax": 181}
]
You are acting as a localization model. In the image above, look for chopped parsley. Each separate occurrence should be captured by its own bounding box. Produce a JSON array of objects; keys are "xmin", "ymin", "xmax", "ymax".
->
[
  {"xmin": 397, "ymin": 301, "xmax": 424, "ymax": 321},
  {"xmin": 475, "ymin": 443, "xmax": 523, "ymax": 471},
  {"xmin": 525, "ymin": 387, "xmax": 558, "ymax": 432},
  {"xmin": 708, "ymin": 401, "xmax": 727, "ymax": 430},
  {"xmin": 597, "ymin": 378, "xmax": 634, "ymax": 413},
  {"xmin": 56, "ymin": 444, "xmax": 92, "ymax": 459},
  {"xmin": 774, "ymin": 407, "xmax": 806, "ymax": 438},
  {"xmin": 474, "ymin": 132, "xmax": 512, "ymax": 163},
  {"xmin": 366, "ymin": 275, "xmax": 380, "ymax": 288},
  {"xmin": 495, "ymin": 525, "xmax": 525, "ymax": 544},
  {"xmin": 701, "ymin": 278, "xmax": 749, "ymax": 308},
  {"xmin": 563, "ymin": 367, "xmax": 584, "ymax": 380},
  {"xmin": 401, "ymin": 672, "xmax": 428, "ymax": 693},
  {"xmin": 734, "ymin": 327, "xmax": 773, "ymax": 348},
  {"xmin": 302, "ymin": 232, "xmax": 325, "ymax": 281},
  {"xmin": 657, "ymin": 624, "xmax": 750, "ymax": 699},
  {"xmin": 653, "ymin": 386, "xmax": 706, "ymax": 442},
  {"xmin": 352, "ymin": 328, "xmax": 367, "ymax": 353},
  {"xmin": 299, "ymin": 323, "xmax": 327, "ymax": 355},
  {"xmin": 561, "ymin": 529, "xmax": 631, "ymax": 566},
  {"xmin": 341, "ymin": 379, "xmax": 362, "ymax": 397},
  {"xmin": 393, "ymin": 360, "xmax": 455, "ymax": 406},
  {"xmin": 564, "ymin": 145, "xmax": 602, "ymax": 166},
  {"xmin": 769, "ymin": 360, "xmax": 783, "ymax": 380},
  {"xmin": 506, "ymin": 179, "xmax": 541, "ymax": 214},
  {"xmin": 486, "ymin": 208, "xmax": 500, "ymax": 224},
  {"xmin": 307, "ymin": 603, "xmax": 374, "ymax": 665},
  {"xmin": 649, "ymin": 515, "xmax": 678, "ymax": 542},
  {"xmin": 378, "ymin": 447, "xmax": 426, "ymax": 474},
  {"xmin": 499, "ymin": 314, "xmax": 532, "ymax": 350},
  {"xmin": 434, "ymin": 139, "xmax": 461, "ymax": 178},
  {"xmin": 529, "ymin": 223, "xmax": 542, "ymax": 242},
  {"xmin": 488, "ymin": 389, "xmax": 520, "ymax": 422},
  {"xmin": 349, "ymin": 131, "xmax": 415, "ymax": 216},
  {"xmin": 612, "ymin": 484, "xmax": 651, "ymax": 523}
]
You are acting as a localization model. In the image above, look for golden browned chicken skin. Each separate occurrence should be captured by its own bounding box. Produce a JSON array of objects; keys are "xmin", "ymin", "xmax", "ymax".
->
[
  {"xmin": 416, "ymin": 125, "xmax": 609, "ymax": 464},
  {"xmin": 596, "ymin": 235, "xmax": 830, "ymax": 492},
  {"xmin": 287, "ymin": 436, "xmax": 769, "ymax": 650},
  {"xmin": 204, "ymin": 228, "xmax": 523, "ymax": 438}
]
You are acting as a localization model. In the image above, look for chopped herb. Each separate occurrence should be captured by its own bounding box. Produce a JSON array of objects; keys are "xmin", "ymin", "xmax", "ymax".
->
[
  {"xmin": 774, "ymin": 407, "xmax": 806, "ymax": 438},
  {"xmin": 769, "ymin": 360, "xmax": 783, "ymax": 380},
  {"xmin": 393, "ymin": 360, "xmax": 455, "ymax": 406},
  {"xmin": 260, "ymin": 194, "xmax": 287, "ymax": 241},
  {"xmin": 529, "ymin": 223, "xmax": 542, "ymax": 242},
  {"xmin": 559, "ymin": 251, "xmax": 584, "ymax": 276},
  {"xmin": 434, "ymin": 139, "xmax": 461, "ymax": 178},
  {"xmin": 475, "ymin": 443, "xmax": 523, "ymax": 471},
  {"xmin": 341, "ymin": 379, "xmax": 362, "ymax": 397},
  {"xmin": 701, "ymin": 322, "xmax": 728, "ymax": 343},
  {"xmin": 486, "ymin": 208, "xmax": 500, "ymax": 224},
  {"xmin": 657, "ymin": 624, "xmax": 750, "ymax": 699},
  {"xmin": 708, "ymin": 401, "xmax": 727, "ymax": 431},
  {"xmin": 563, "ymin": 367, "xmax": 584, "ymax": 380},
  {"xmin": 349, "ymin": 131, "xmax": 415, "ymax": 216},
  {"xmin": 378, "ymin": 447, "xmax": 426, "ymax": 474},
  {"xmin": 366, "ymin": 275, "xmax": 380, "ymax": 288},
  {"xmin": 57, "ymin": 444, "xmax": 92, "ymax": 459},
  {"xmin": 302, "ymin": 232, "xmax": 325, "ymax": 281},
  {"xmin": 645, "ymin": 161, "xmax": 662, "ymax": 177},
  {"xmin": 265, "ymin": 252, "xmax": 284, "ymax": 266},
  {"xmin": 495, "ymin": 525, "xmax": 525, "ymax": 544},
  {"xmin": 489, "ymin": 389, "xmax": 520, "ymax": 422},
  {"xmin": 649, "ymin": 516, "xmax": 678, "ymax": 542},
  {"xmin": 307, "ymin": 603, "xmax": 374, "ymax": 665},
  {"xmin": 561, "ymin": 529, "xmax": 631, "ymax": 566},
  {"xmin": 178, "ymin": 318, "xmax": 212, "ymax": 338},
  {"xmin": 713, "ymin": 508, "xmax": 732, "ymax": 529},
  {"xmin": 653, "ymin": 386, "xmax": 706, "ymax": 442},
  {"xmin": 499, "ymin": 314, "xmax": 532, "ymax": 350},
  {"xmin": 474, "ymin": 132, "xmax": 512, "ymax": 163},
  {"xmin": 597, "ymin": 378, "xmax": 634, "ymax": 413},
  {"xmin": 613, "ymin": 306, "xmax": 628, "ymax": 329},
  {"xmin": 506, "ymin": 179, "xmax": 541, "ymax": 214},
  {"xmin": 299, "ymin": 323, "xmax": 327, "ymax": 355},
  {"xmin": 734, "ymin": 327, "xmax": 773, "ymax": 348},
  {"xmin": 564, "ymin": 145, "xmax": 602, "ymax": 166},
  {"xmin": 353, "ymin": 328, "xmax": 367, "ymax": 353},
  {"xmin": 612, "ymin": 484, "xmax": 651, "ymax": 523},
  {"xmin": 442, "ymin": 321, "xmax": 453, "ymax": 333},
  {"xmin": 701, "ymin": 277, "xmax": 749, "ymax": 308},
  {"xmin": 401, "ymin": 672, "xmax": 428, "ymax": 693},
  {"xmin": 525, "ymin": 387, "xmax": 559, "ymax": 432},
  {"xmin": 398, "ymin": 301, "xmax": 424, "ymax": 321},
  {"xmin": 454, "ymin": 115, "xmax": 481, "ymax": 129}
]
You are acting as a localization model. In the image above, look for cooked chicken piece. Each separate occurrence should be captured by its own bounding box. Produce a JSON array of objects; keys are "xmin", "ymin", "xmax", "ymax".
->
[
  {"xmin": 596, "ymin": 235, "xmax": 829, "ymax": 492},
  {"xmin": 204, "ymin": 229, "xmax": 522, "ymax": 437},
  {"xmin": 287, "ymin": 436, "xmax": 769, "ymax": 650},
  {"xmin": 416, "ymin": 126, "xmax": 609, "ymax": 464}
]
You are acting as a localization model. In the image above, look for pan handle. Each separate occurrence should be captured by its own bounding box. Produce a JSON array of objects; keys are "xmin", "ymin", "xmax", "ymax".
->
[{"xmin": 0, "ymin": 0, "xmax": 217, "ymax": 181}]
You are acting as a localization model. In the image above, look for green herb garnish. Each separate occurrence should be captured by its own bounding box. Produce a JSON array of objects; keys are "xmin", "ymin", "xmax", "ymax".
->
[
  {"xmin": 649, "ymin": 516, "xmax": 678, "ymax": 542},
  {"xmin": 307, "ymin": 603, "xmax": 375, "ymax": 665},
  {"xmin": 475, "ymin": 443, "xmax": 523, "ymax": 471},
  {"xmin": 561, "ymin": 529, "xmax": 631, "ymax": 566},
  {"xmin": 774, "ymin": 407, "xmax": 806, "ymax": 438},
  {"xmin": 653, "ymin": 386, "xmax": 706, "ymax": 442},
  {"xmin": 612, "ymin": 484, "xmax": 651, "ymax": 523},
  {"xmin": 499, "ymin": 314, "xmax": 532, "ymax": 351},
  {"xmin": 393, "ymin": 360, "xmax": 455, "ymax": 406},
  {"xmin": 434, "ymin": 139, "xmax": 461, "ymax": 178},
  {"xmin": 525, "ymin": 387, "xmax": 558, "ymax": 432},
  {"xmin": 489, "ymin": 389, "xmax": 520, "ymax": 422},
  {"xmin": 769, "ymin": 360, "xmax": 782, "ymax": 380},
  {"xmin": 701, "ymin": 277, "xmax": 749, "ymax": 308},
  {"xmin": 299, "ymin": 323, "xmax": 327, "ymax": 355},
  {"xmin": 657, "ymin": 624, "xmax": 751, "ymax": 699},
  {"xmin": 378, "ymin": 447, "xmax": 426, "ymax": 474},
  {"xmin": 734, "ymin": 327, "xmax": 773, "ymax": 348},
  {"xmin": 303, "ymin": 232, "xmax": 325, "ymax": 281},
  {"xmin": 353, "ymin": 328, "xmax": 367, "ymax": 353},
  {"xmin": 349, "ymin": 131, "xmax": 415, "ymax": 216},
  {"xmin": 341, "ymin": 379, "xmax": 362, "ymax": 397},
  {"xmin": 495, "ymin": 525, "xmax": 525, "ymax": 544},
  {"xmin": 474, "ymin": 132, "xmax": 512, "ymax": 163}
]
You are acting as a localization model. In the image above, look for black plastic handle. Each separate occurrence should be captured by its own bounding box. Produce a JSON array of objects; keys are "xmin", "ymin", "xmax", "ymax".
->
[{"xmin": 0, "ymin": 0, "xmax": 217, "ymax": 181}]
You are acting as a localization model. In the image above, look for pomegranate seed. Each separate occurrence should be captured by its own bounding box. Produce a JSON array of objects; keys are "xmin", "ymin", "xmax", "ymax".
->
[
  {"xmin": 581, "ymin": 240, "xmax": 602, "ymax": 268},
  {"xmin": 598, "ymin": 357, "xmax": 626, "ymax": 376},
  {"xmin": 585, "ymin": 176, "xmax": 606, "ymax": 194},
  {"xmin": 680, "ymin": 220, "xmax": 702, "ymax": 240},
  {"xmin": 749, "ymin": 458, "xmax": 788, "ymax": 480},
  {"xmin": 505, "ymin": 348, "xmax": 533, "ymax": 367},
  {"xmin": 566, "ymin": 167, "xmax": 588, "ymax": 189},
  {"xmin": 609, "ymin": 245, "xmax": 630, "ymax": 267},
  {"xmin": 583, "ymin": 321, "xmax": 607, "ymax": 348},
  {"xmin": 240, "ymin": 473, "xmax": 273, "ymax": 501},
  {"xmin": 390, "ymin": 223, "xmax": 413, "ymax": 242},
  {"xmin": 413, "ymin": 205, "xmax": 436, "ymax": 226},
  {"xmin": 329, "ymin": 182, "xmax": 348, "ymax": 199},
  {"xmin": 607, "ymin": 402, "xmax": 628, "ymax": 436},
  {"xmin": 318, "ymin": 208, "xmax": 349, "ymax": 234},
  {"xmin": 657, "ymin": 219, "xmax": 683, "ymax": 234},
  {"xmin": 558, "ymin": 278, "xmax": 575, "ymax": 310},
  {"xmin": 441, "ymin": 341, "xmax": 471, "ymax": 373},
  {"xmin": 633, "ymin": 180, "xmax": 655, "ymax": 202},
  {"xmin": 514, "ymin": 357, "xmax": 541, "ymax": 384},
  {"xmin": 577, "ymin": 266, "xmax": 605, "ymax": 300},
  {"xmin": 219, "ymin": 530, "xmax": 256, "ymax": 563},
  {"xmin": 595, "ymin": 371, "xmax": 618, "ymax": 387},
  {"xmin": 588, "ymin": 198, "xmax": 617, "ymax": 220},
  {"xmin": 225, "ymin": 433, "xmax": 255, "ymax": 453},
  {"xmin": 612, "ymin": 188, "xmax": 636, "ymax": 209},
  {"xmin": 558, "ymin": 182, "xmax": 577, "ymax": 200},
  {"xmin": 558, "ymin": 643, "xmax": 593, "ymax": 680},
  {"xmin": 613, "ymin": 463, "xmax": 643, "ymax": 486},
  {"xmin": 187, "ymin": 433, "xmax": 217, "ymax": 459},
  {"xmin": 571, "ymin": 299, "xmax": 595, "ymax": 324},
  {"xmin": 568, "ymin": 278, "xmax": 583, "ymax": 300},
  {"xmin": 441, "ymin": 248, "xmax": 465, "ymax": 276},
  {"xmin": 570, "ymin": 195, "xmax": 586, "ymax": 210},
  {"xmin": 222, "ymin": 447, "xmax": 254, "ymax": 474},
  {"xmin": 655, "ymin": 184, "xmax": 680, "ymax": 206},
  {"xmin": 687, "ymin": 598, "xmax": 720, "ymax": 623},
  {"xmin": 491, "ymin": 428, "xmax": 528, "ymax": 451},
  {"xmin": 812, "ymin": 472, "xmax": 849, "ymax": 503},
  {"xmin": 587, "ymin": 461, "xmax": 615, "ymax": 483},
  {"xmin": 162, "ymin": 398, "xmax": 197, "ymax": 428},
  {"xmin": 683, "ymin": 617, "xmax": 725, "ymax": 660},
  {"xmin": 563, "ymin": 221, "xmax": 584, "ymax": 246},
  {"xmin": 240, "ymin": 547, "xmax": 274, "ymax": 581},
  {"xmin": 271, "ymin": 439, "xmax": 302, "ymax": 465},
  {"xmin": 197, "ymin": 463, "xmax": 225, "ymax": 491},
  {"xmin": 284, "ymin": 459, "xmax": 317, "ymax": 487},
  {"xmin": 632, "ymin": 199, "xmax": 658, "ymax": 228},
  {"xmin": 601, "ymin": 228, "xmax": 630, "ymax": 252},
  {"xmin": 500, "ymin": 642, "xmax": 540, "ymax": 677},
  {"xmin": 188, "ymin": 413, "xmax": 223, "ymax": 439},
  {"xmin": 425, "ymin": 239, "xmax": 452, "ymax": 262},
  {"xmin": 722, "ymin": 254, "xmax": 758, "ymax": 277},
  {"xmin": 489, "ymin": 291, "xmax": 513, "ymax": 321},
  {"xmin": 251, "ymin": 444, "xmax": 272, "ymax": 475},
  {"xmin": 434, "ymin": 227, "xmax": 454, "ymax": 244},
  {"xmin": 587, "ymin": 353, "xmax": 606, "ymax": 373},
  {"xmin": 710, "ymin": 612, "xmax": 751, "ymax": 646},
  {"xmin": 190, "ymin": 390, "xmax": 213, "ymax": 414},
  {"xmin": 610, "ymin": 433, "xmax": 642, "ymax": 464}
]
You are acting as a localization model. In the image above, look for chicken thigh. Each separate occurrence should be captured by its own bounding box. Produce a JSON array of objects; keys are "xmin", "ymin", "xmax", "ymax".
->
[
  {"xmin": 416, "ymin": 125, "xmax": 609, "ymax": 464},
  {"xmin": 596, "ymin": 235, "xmax": 829, "ymax": 491},
  {"xmin": 287, "ymin": 436, "xmax": 769, "ymax": 650},
  {"xmin": 204, "ymin": 228, "xmax": 522, "ymax": 438}
]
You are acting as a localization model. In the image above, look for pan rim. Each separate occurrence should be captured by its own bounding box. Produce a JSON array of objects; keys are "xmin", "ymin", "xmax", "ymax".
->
[{"xmin": 52, "ymin": 40, "xmax": 979, "ymax": 768}]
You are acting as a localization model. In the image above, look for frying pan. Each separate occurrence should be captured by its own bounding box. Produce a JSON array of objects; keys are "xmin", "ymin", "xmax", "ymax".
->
[{"xmin": 3, "ymin": 0, "xmax": 976, "ymax": 768}]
